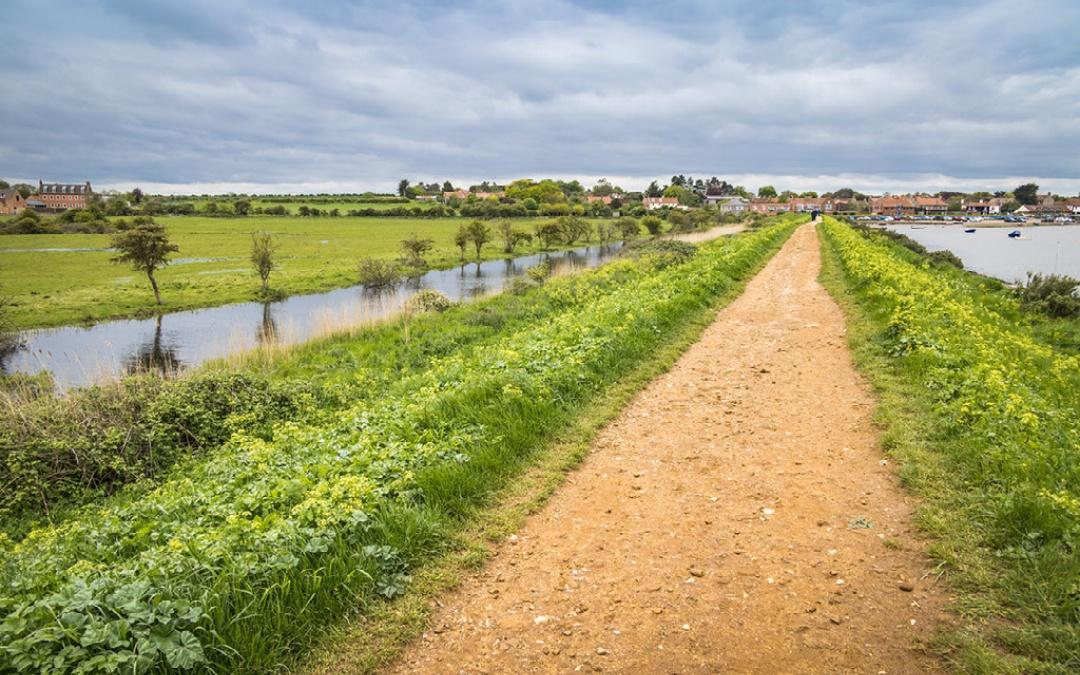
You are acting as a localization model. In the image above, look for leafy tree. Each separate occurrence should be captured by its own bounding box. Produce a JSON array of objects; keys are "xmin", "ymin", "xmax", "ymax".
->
[
  {"xmin": 12, "ymin": 183, "xmax": 33, "ymax": 199},
  {"xmin": 131, "ymin": 187, "xmax": 144, "ymax": 204},
  {"xmin": 250, "ymin": 232, "xmax": 278, "ymax": 292},
  {"xmin": 104, "ymin": 194, "xmax": 131, "ymax": 216},
  {"xmin": 592, "ymin": 179, "xmax": 614, "ymax": 197},
  {"xmin": 758, "ymin": 185, "xmax": 777, "ymax": 198},
  {"xmin": 558, "ymin": 216, "xmax": 592, "ymax": 245},
  {"xmin": 454, "ymin": 224, "xmax": 470, "ymax": 260},
  {"xmin": 464, "ymin": 220, "xmax": 491, "ymax": 259},
  {"xmin": 644, "ymin": 181, "xmax": 663, "ymax": 198},
  {"xmin": 596, "ymin": 221, "xmax": 616, "ymax": 245},
  {"xmin": 0, "ymin": 180, "xmax": 8, "ymax": 189},
  {"xmin": 111, "ymin": 217, "xmax": 179, "ymax": 304},
  {"xmin": 616, "ymin": 216, "xmax": 640, "ymax": 242},
  {"xmin": 234, "ymin": 200, "xmax": 252, "ymax": 216},
  {"xmin": 641, "ymin": 215, "xmax": 663, "ymax": 236},
  {"xmin": 534, "ymin": 220, "xmax": 564, "ymax": 249},
  {"xmin": 799, "ymin": 191, "xmax": 818, "ymax": 198},
  {"xmin": 441, "ymin": 180, "xmax": 454, "ymax": 192},
  {"xmin": 397, "ymin": 179, "xmax": 411, "ymax": 198},
  {"xmin": 1014, "ymin": 183, "xmax": 1039, "ymax": 205},
  {"xmin": 497, "ymin": 219, "xmax": 531, "ymax": 254},
  {"xmin": 399, "ymin": 233, "xmax": 435, "ymax": 267}
]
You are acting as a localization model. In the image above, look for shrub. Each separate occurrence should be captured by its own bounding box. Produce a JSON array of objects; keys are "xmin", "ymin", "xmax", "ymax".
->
[
  {"xmin": 0, "ymin": 372, "xmax": 318, "ymax": 523},
  {"xmin": 926, "ymin": 249, "xmax": 964, "ymax": 269},
  {"xmin": 620, "ymin": 239, "xmax": 698, "ymax": 267},
  {"xmin": 526, "ymin": 260, "xmax": 553, "ymax": 283},
  {"xmin": 641, "ymin": 215, "xmax": 663, "ymax": 236},
  {"xmin": 357, "ymin": 258, "xmax": 401, "ymax": 288},
  {"xmin": 1016, "ymin": 273, "xmax": 1080, "ymax": 318},
  {"xmin": 404, "ymin": 289, "xmax": 452, "ymax": 314}
]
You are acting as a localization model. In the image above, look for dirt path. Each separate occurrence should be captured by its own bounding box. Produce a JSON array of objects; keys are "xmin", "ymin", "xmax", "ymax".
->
[
  {"xmin": 672, "ymin": 223, "xmax": 744, "ymax": 243},
  {"xmin": 385, "ymin": 223, "xmax": 950, "ymax": 674}
]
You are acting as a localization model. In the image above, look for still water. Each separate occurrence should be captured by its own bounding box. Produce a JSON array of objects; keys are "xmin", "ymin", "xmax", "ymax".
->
[
  {"xmin": 885, "ymin": 224, "xmax": 1080, "ymax": 282},
  {"xmin": 1, "ymin": 244, "xmax": 623, "ymax": 391}
]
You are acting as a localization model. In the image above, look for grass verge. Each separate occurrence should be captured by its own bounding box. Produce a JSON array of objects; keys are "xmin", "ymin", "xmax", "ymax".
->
[{"xmin": 818, "ymin": 217, "xmax": 1078, "ymax": 674}]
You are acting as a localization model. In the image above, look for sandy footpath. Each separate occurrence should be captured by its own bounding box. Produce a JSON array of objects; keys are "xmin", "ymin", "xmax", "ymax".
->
[{"xmin": 382, "ymin": 223, "xmax": 950, "ymax": 674}]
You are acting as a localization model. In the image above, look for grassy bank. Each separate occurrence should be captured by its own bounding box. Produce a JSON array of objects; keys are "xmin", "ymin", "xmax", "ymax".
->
[
  {"xmin": 0, "ymin": 216, "xmax": 803, "ymax": 673},
  {"xmin": 818, "ymin": 217, "xmax": 1079, "ymax": 673},
  {"xmin": 0, "ymin": 215, "xmax": 623, "ymax": 330}
]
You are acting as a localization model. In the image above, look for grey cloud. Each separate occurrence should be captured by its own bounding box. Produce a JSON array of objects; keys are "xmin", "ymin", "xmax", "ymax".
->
[{"xmin": 0, "ymin": 0, "xmax": 1077, "ymax": 192}]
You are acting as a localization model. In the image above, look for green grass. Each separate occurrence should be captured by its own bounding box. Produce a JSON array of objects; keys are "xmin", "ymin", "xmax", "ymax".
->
[
  {"xmin": 0, "ymin": 216, "xmax": 804, "ymax": 673},
  {"xmin": 817, "ymin": 217, "xmax": 1079, "ymax": 674},
  {"xmin": 0, "ymin": 215, "xmax": 613, "ymax": 330}
]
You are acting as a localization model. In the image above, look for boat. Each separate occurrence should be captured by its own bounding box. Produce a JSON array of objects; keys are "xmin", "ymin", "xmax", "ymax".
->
[
  {"xmin": 964, "ymin": 228, "xmax": 976, "ymax": 233},
  {"xmin": 1007, "ymin": 230, "xmax": 1022, "ymax": 238}
]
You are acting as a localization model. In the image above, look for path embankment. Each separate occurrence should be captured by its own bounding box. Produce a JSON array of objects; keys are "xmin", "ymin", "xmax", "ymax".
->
[{"xmin": 381, "ymin": 223, "xmax": 950, "ymax": 673}]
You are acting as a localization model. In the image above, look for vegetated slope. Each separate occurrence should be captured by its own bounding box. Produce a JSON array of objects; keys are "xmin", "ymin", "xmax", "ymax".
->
[
  {"xmin": 819, "ymin": 217, "xmax": 1079, "ymax": 672},
  {"xmin": 383, "ymin": 222, "xmax": 949, "ymax": 674},
  {"xmin": 0, "ymin": 216, "xmax": 803, "ymax": 673},
  {"xmin": 0, "ymin": 233, "xmax": 700, "ymax": 535}
]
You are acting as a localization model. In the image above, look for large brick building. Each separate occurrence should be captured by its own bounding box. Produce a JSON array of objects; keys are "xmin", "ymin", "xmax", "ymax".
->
[
  {"xmin": 37, "ymin": 180, "xmax": 93, "ymax": 210},
  {"xmin": 0, "ymin": 188, "xmax": 26, "ymax": 215}
]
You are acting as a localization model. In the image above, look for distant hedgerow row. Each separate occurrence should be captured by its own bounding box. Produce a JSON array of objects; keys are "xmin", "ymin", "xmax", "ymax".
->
[{"xmin": 0, "ymin": 218, "xmax": 803, "ymax": 672}]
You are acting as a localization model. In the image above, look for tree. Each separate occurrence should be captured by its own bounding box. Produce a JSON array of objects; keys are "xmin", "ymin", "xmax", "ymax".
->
[
  {"xmin": 464, "ymin": 220, "xmax": 491, "ymax": 259},
  {"xmin": 644, "ymin": 181, "xmax": 663, "ymax": 198},
  {"xmin": 1014, "ymin": 183, "xmax": 1039, "ymax": 205},
  {"xmin": 454, "ymin": 224, "xmax": 470, "ymax": 260},
  {"xmin": 104, "ymin": 194, "xmax": 131, "ymax": 216},
  {"xmin": 641, "ymin": 215, "xmax": 663, "ymax": 236},
  {"xmin": 397, "ymin": 179, "xmax": 411, "ymax": 198},
  {"xmin": 596, "ymin": 221, "xmax": 616, "ymax": 245},
  {"xmin": 758, "ymin": 185, "xmax": 777, "ymax": 198},
  {"xmin": 441, "ymin": 180, "xmax": 454, "ymax": 192},
  {"xmin": 558, "ymin": 216, "xmax": 592, "ymax": 245},
  {"xmin": 111, "ymin": 217, "xmax": 178, "ymax": 305},
  {"xmin": 497, "ymin": 219, "xmax": 531, "ymax": 254},
  {"xmin": 534, "ymin": 220, "xmax": 564, "ymax": 249},
  {"xmin": 250, "ymin": 231, "xmax": 278, "ymax": 292},
  {"xmin": 400, "ymin": 233, "xmax": 435, "ymax": 267},
  {"xmin": 616, "ymin": 216, "xmax": 640, "ymax": 242},
  {"xmin": 0, "ymin": 180, "xmax": 8, "ymax": 189},
  {"xmin": 234, "ymin": 199, "xmax": 252, "ymax": 216},
  {"xmin": 592, "ymin": 179, "xmax": 614, "ymax": 197},
  {"xmin": 131, "ymin": 187, "xmax": 144, "ymax": 204}
]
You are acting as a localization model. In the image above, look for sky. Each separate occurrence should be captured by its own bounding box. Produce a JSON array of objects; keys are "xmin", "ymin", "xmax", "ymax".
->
[{"xmin": 1, "ymin": 0, "xmax": 1078, "ymax": 195}]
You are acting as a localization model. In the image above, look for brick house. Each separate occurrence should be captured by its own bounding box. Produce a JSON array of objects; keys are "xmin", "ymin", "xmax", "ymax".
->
[
  {"xmin": 0, "ymin": 188, "xmax": 26, "ymax": 215},
  {"xmin": 870, "ymin": 195, "xmax": 915, "ymax": 216},
  {"xmin": 748, "ymin": 198, "xmax": 791, "ymax": 214},
  {"xmin": 37, "ymin": 181, "xmax": 93, "ymax": 210},
  {"xmin": 913, "ymin": 196, "xmax": 948, "ymax": 214}
]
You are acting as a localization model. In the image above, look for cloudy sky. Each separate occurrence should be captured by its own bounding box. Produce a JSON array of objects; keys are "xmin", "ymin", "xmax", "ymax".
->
[{"xmin": 1, "ymin": 0, "xmax": 1078, "ymax": 194}]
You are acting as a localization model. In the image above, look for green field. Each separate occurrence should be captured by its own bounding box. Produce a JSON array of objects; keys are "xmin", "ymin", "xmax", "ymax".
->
[
  {"xmin": 184, "ymin": 198, "xmax": 438, "ymax": 213},
  {"xmin": 0, "ymin": 216, "xmax": 615, "ymax": 330}
]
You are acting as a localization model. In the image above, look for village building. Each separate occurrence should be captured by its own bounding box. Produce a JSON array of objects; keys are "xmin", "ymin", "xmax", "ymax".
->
[
  {"xmin": 702, "ymin": 185, "xmax": 733, "ymax": 206},
  {"xmin": 747, "ymin": 198, "xmax": 790, "ymax": 214},
  {"xmin": 586, "ymin": 194, "xmax": 613, "ymax": 205},
  {"xmin": 718, "ymin": 196, "xmax": 749, "ymax": 214},
  {"xmin": 442, "ymin": 189, "xmax": 505, "ymax": 201},
  {"xmin": 642, "ymin": 196, "xmax": 686, "ymax": 210},
  {"xmin": 36, "ymin": 180, "xmax": 93, "ymax": 210},
  {"xmin": 913, "ymin": 196, "xmax": 948, "ymax": 214},
  {"xmin": 0, "ymin": 188, "xmax": 26, "ymax": 215}
]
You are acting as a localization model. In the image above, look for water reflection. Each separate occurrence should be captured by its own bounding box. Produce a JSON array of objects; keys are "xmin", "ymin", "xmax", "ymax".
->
[
  {"xmin": 123, "ymin": 315, "xmax": 182, "ymax": 376},
  {"xmin": 4, "ymin": 242, "xmax": 625, "ymax": 390},
  {"xmin": 256, "ymin": 303, "xmax": 278, "ymax": 345}
]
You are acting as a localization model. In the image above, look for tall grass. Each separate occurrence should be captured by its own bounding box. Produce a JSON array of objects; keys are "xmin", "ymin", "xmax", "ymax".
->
[{"xmin": 818, "ymin": 216, "xmax": 1079, "ymax": 673}]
